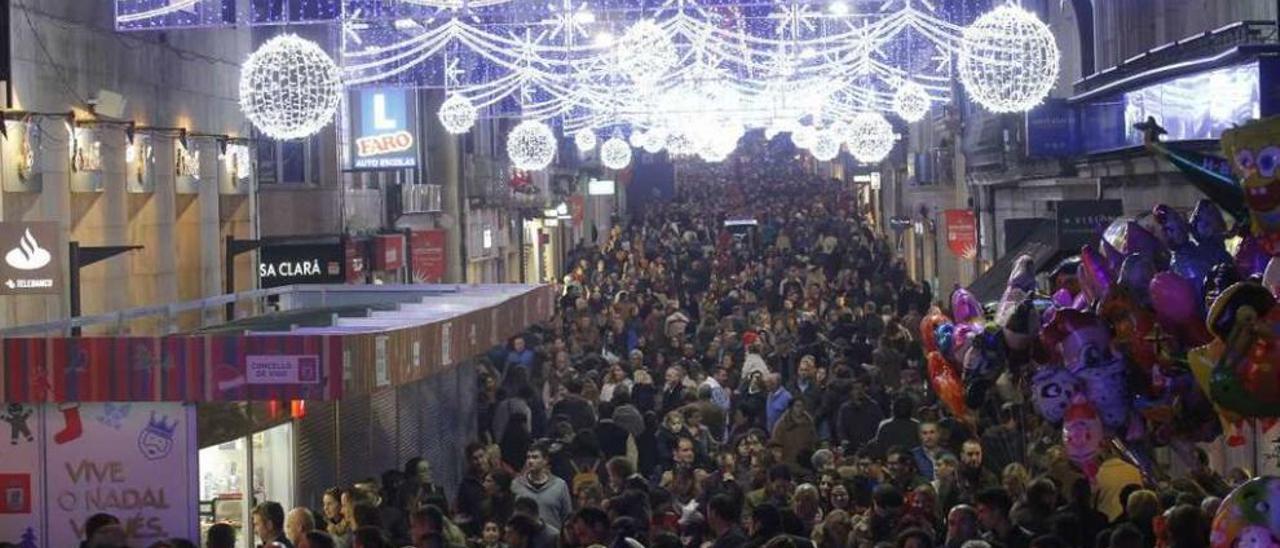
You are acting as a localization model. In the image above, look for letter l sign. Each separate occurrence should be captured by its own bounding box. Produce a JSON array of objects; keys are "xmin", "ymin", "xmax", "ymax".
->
[{"xmin": 372, "ymin": 94, "xmax": 398, "ymax": 131}]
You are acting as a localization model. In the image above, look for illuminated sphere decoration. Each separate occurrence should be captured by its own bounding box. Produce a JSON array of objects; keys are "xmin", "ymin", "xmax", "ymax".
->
[
  {"xmin": 600, "ymin": 137, "xmax": 633, "ymax": 170},
  {"xmin": 665, "ymin": 131, "xmax": 696, "ymax": 156},
  {"xmin": 574, "ymin": 128, "xmax": 597, "ymax": 152},
  {"xmin": 616, "ymin": 20, "xmax": 678, "ymax": 84},
  {"xmin": 791, "ymin": 125, "xmax": 816, "ymax": 150},
  {"xmin": 438, "ymin": 94, "xmax": 478, "ymax": 134},
  {"xmin": 642, "ymin": 127, "xmax": 668, "ymax": 153},
  {"xmin": 810, "ymin": 128, "xmax": 841, "ymax": 161},
  {"xmin": 506, "ymin": 120, "xmax": 558, "ymax": 170},
  {"xmin": 239, "ymin": 34, "xmax": 342, "ymax": 140},
  {"xmin": 893, "ymin": 81, "xmax": 931, "ymax": 123},
  {"xmin": 959, "ymin": 5, "xmax": 1060, "ymax": 113},
  {"xmin": 843, "ymin": 112, "xmax": 896, "ymax": 164}
]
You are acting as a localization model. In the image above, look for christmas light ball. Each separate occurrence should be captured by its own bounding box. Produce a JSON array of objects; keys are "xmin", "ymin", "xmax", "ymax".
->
[
  {"xmin": 959, "ymin": 4, "xmax": 1060, "ymax": 113},
  {"xmin": 575, "ymin": 129, "xmax": 597, "ymax": 152},
  {"xmin": 642, "ymin": 127, "xmax": 668, "ymax": 153},
  {"xmin": 791, "ymin": 125, "xmax": 816, "ymax": 149},
  {"xmin": 507, "ymin": 120, "xmax": 557, "ymax": 170},
  {"xmin": 665, "ymin": 131, "xmax": 696, "ymax": 156},
  {"xmin": 843, "ymin": 112, "xmax": 896, "ymax": 164},
  {"xmin": 438, "ymin": 94, "xmax": 477, "ymax": 134},
  {"xmin": 616, "ymin": 20, "xmax": 678, "ymax": 84},
  {"xmin": 239, "ymin": 34, "xmax": 342, "ymax": 140},
  {"xmin": 600, "ymin": 137, "xmax": 633, "ymax": 169},
  {"xmin": 810, "ymin": 128, "xmax": 841, "ymax": 161},
  {"xmin": 893, "ymin": 81, "xmax": 931, "ymax": 123}
]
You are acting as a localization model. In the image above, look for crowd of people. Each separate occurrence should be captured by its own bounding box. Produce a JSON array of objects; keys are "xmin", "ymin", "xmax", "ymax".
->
[{"xmin": 62, "ymin": 142, "xmax": 1253, "ymax": 548}]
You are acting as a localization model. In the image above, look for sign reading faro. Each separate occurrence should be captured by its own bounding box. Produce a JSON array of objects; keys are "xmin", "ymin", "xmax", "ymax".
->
[{"xmin": 347, "ymin": 87, "xmax": 419, "ymax": 170}]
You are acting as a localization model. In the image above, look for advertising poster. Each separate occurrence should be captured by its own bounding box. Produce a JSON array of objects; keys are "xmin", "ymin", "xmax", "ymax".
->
[
  {"xmin": 44, "ymin": 402, "xmax": 196, "ymax": 547},
  {"xmin": 410, "ymin": 230, "xmax": 447, "ymax": 283},
  {"xmin": 0, "ymin": 404, "xmax": 42, "ymax": 547},
  {"xmin": 943, "ymin": 209, "xmax": 977, "ymax": 259}
]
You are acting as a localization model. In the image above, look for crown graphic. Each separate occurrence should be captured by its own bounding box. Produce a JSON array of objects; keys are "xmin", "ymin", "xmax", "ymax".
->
[{"xmin": 144, "ymin": 412, "xmax": 179, "ymax": 438}]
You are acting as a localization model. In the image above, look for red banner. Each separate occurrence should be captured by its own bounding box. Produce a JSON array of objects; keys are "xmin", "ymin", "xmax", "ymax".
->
[
  {"xmin": 411, "ymin": 229, "xmax": 447, "ymax": 283},
  {"xmin": 944, "ymin": 209, "xmax": 977, "ymax": 259},
  {"xmin": 345, "ymin": 238, "xmax": 367, "ymax": 284},
  {"xmin": 374, "ymin": 234, "xmax": 405, "ymax": 271},
  {"xmin": 569, "ymin": 195, "xmax": 586, "ymax": 227}
]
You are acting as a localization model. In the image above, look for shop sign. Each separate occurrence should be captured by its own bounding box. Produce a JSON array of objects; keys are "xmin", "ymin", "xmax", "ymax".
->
[
  {"xmin": 1025, "ymin": 99, "xmax": 1081, "ymax": 158},
  {"xmin": 410, "ymin": 229, "xmax": 447, "ymax": 283},
  {"xmin": 943, "ymin": 209, "xmax": 977, "ymax": 259},
  {"xmin": 1056, "ymin": 199, "xmax": 1123, "ymax": 251},
  {"xmin": 373, "ymin": 234, "xmax": 404, "ymax": 271},
  {"xmin": 569, "ymin": 195, "xmax": 585, "ymax": 227},
  {"xmin": 258, "ymin": 243, "xmax": 345, "ymax": 288},
  {"xmin": 0, "ymin": 222, "xmax": 60, "ymax": 295},
  {"xmin": 245, "ymin": 355, "xmax": 321, "ymax": 385},
  {"xmin": 345, "ymin": 238, "xmax": 366, "ymax": 284},
  {"xmin": 347, "ymin": 87, "xmax": 419, "ymax": 170}
]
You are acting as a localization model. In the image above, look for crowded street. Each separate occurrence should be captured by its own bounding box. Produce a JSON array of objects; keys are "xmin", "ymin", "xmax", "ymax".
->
[{"xmin": 3, "ymin": 1, "xmax": 1280, "ymax": 547}]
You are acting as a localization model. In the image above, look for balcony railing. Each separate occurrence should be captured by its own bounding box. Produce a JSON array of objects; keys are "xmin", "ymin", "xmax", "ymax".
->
[{"xmin": 402, "ymin": 184, "xmax": 442, "ymax": 213}]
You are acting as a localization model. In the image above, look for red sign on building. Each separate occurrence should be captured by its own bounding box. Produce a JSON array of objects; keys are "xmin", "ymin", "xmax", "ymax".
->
[
  {"xmin": 344, "ymin": 238, "xmax": 366, "ymax": 284},
  {"xmin": 411, "ymin": 230, "xmax": 447, "ymax": 283},
  {"xmin": 569, "ymin": 195, "xmax": 586, "ymax": 227},
  {"xmin": 374, "ymin": 234, "xmax": 405, "ymax": 271},
  {"xmin": 944, "ymin": 209, "xmax": 977, "ymax": 259}
]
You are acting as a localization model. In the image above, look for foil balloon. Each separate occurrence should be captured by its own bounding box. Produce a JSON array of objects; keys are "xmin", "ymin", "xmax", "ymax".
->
[
  {"xmin": 919, "ymin": 308, "xmax": 950, "ymax": 354},
  {"xmin": 1266, "ymin": 256, "xmax": 1280, "ymax": 297},
  {"xmin": 951, "ymin": 287, "xmax": 985, "ymax": 325},
  {"xmin": 1105, "ymin": 220, "xmax": 1165, "ymax": 264},
  {"xmin": 1099, "ymin": 286, "xmax": 1160, "ymax": 375},
  {"xmin": 1051, "ymin": 288, "xmax": 1074, "ymax": 308},
  {"xmin": 1206, "ymin": 262, "xmax": 1244, "ymax": 311},
  {"xmin": 1079, "ymin": 245, "xmax": 1114, "ymax": 304},
  {"xmin": 1237, "ymin": 234, "xmax": 1273, "ymax": 279},
  {"xmin": 962, "ymin": 325, "xmax": 1007, "ymax": 408},
  {"xmin": 935, "ymin": 322, "xmax": 956, "ymax": 362},
  {"xmin": 1221, "ymin": 118, "xmax": 1280, "ymax": 255},
  {"xmin": 1062, "ymin": 393, "xmax": 1104, "ymax": 483},
  {"xmin": 1155, "ymin": 204, "xmax": 1212, "ymax": 295},
  {"xmin": 1190, "ymin": 199, "xmax": 1233, "ymax": 266},
  {"xmin": 1118, "ymin": 253, "xmax": 1156, "ymax": 306},
  {"xmin": 1031, "ymin": 365, "xmax": 1078, "ymax": 424},
  {"xmin": 1210, "ymin": 476, "xmax": 1280, "ymax": 547},
  {"xmin": 1203, "ymin": 282, "xmax": 1280, "ymax": 418},
  {"xmin": 997, "ymin": 256, "xmax": 1040, "ymax": 356},
  {"xmin": 1041, "ymin": 309, "xmax": 1131, "ymax": 431},
  {"xmin": 1149, "ymin": 271, "xmax": 1213, "ymax": 347},
  {"xmin": 1102, "ymin": 239, "xmax": 1126, "ymax": 276},
  {"xmin": 928, "ymin": 350, "xmax": 968, "ymax": 420}
]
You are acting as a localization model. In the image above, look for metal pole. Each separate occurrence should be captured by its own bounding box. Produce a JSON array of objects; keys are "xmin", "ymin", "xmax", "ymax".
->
[
  {"xmin": 224, "ymin": 235, "xmax": 235, "ymax": 321},
  {"xmin": 69, "ymin": 242, "xmax": 80, "ymax": 336}
]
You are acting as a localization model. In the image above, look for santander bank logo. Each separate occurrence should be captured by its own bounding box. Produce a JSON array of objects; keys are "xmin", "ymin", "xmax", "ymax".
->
[{"xmin": 5, "ymin": 229, "xmax": 51, "ymax": 270}]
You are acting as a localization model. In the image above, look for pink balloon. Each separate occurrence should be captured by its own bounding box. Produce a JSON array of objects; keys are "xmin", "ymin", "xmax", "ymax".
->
[{"xmin": 1079, "ymin": 246, "xmax": 1113, "ymax": 304}]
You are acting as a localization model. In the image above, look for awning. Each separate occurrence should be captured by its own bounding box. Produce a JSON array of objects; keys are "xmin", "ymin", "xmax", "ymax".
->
[{"xmin": 969, "ymin": 222, "xmax": 1061, "ymax": 304}]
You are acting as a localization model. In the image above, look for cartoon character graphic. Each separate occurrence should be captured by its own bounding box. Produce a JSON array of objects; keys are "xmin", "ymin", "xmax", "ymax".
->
[
  {"xmin": 1062, "ymin": 393, "xmax": 1104, "ymax": 483},
  {"xmin": 1040, "ymin": 310, "xmax": 1130, "ymax": 432},
  {"xmin": 0, "ymin": 404, "xmax": 34, "ymax": 445},
  {"xmin": 1221, "ymin": 118, "xmax": 1280, "ymax": 256},
  {"xmin": 137, "ymin": 411, "xmax": 178, "ymax": 461},
  {"xmin": 1212, "ymin": 477, "xmax": 1280, "ymax": 547}
]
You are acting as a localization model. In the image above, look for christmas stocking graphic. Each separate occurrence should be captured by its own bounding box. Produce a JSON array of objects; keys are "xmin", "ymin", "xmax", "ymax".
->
[{"xmin": 54, "ymin": 402, "xmax": 82, "ymax": 445}]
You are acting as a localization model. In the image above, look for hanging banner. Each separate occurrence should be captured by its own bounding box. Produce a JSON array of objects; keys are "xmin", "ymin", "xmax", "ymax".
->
[
  {"xmin": 569, "ymin": 195, "xmax": 586, "ymax": 227},
  {"xmin": 410, "ymin": 230, "xmax": 447, "ymax": 283},
  {"xmin": 944, "ymin": 209, "xmax": 977, "ymax": 259}
]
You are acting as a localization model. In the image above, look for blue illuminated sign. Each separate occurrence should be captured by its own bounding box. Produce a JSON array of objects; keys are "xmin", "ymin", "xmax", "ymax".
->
[{"xmin": 347, "ymin": 87, "xmax": 419, "ymax": 170}]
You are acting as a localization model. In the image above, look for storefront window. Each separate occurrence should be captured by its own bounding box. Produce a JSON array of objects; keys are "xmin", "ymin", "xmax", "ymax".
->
[{"xmin": 198, "ymin": 422, "xmax": 295, "ymax": 546}]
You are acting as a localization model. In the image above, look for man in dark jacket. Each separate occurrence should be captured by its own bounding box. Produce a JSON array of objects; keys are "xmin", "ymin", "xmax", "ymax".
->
[
  {"xmin": 707, "ymin": 494, "xmax": 748, "ymax": 548},
  {"xmin": 836, "ymin": 377, "xmax": 883, "ymax": 451},
  {"xmin": 453, "ymin": 443, "xmax": 490, "ymax": 537}
]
